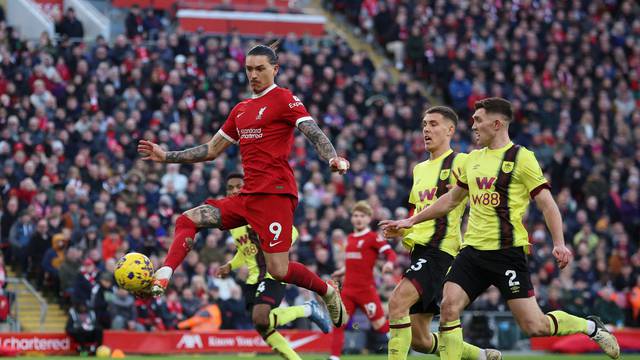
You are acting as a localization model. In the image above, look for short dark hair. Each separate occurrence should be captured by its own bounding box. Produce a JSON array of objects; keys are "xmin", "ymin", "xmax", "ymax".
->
[
  {"xmin": 246, "ymin": 39, "xmax": 281, "ymax": 65},
  {"xmin": 225, "ymin": 172, "xmax": 244, "ymax": 183},
  {"xmin": 424, "ymin": 106, "xmax": 458, "ymax": 126},
  {"xmin": 474, "ymin": 97, "xmax": 513, "ymax": 121}
]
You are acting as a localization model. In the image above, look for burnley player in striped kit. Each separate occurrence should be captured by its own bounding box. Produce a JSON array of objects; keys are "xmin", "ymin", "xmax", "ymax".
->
[
  {"xmin": 381, "ymin": 98, "xmax": 620, "ymax": 360},
  {"xmin": 383, "ymin": 106, "xmax": 500, "ymax": 360}
]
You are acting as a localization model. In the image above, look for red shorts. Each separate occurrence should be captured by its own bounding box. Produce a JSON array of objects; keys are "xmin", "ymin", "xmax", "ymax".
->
[
  {"xmin": 205, "ymin": 194, "xmax": 298, "ymax": 253},
  {"xmin": 341, "ymin": 286, "xmax": 385, "ymax": 322}
]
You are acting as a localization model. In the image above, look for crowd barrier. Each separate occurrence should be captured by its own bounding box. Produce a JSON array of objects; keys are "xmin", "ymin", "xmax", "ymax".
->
[{"xmin": 0, "ymin": 328, "xmax": 638, "ymax": 355}]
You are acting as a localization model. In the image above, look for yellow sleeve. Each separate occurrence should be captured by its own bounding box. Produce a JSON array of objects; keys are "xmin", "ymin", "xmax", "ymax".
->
[
  {"xmin": 229, "ymin": 250, "xmax": 244, "ymax": 271},
  {"xmin": 408, "ymin": 166, "xmax": 418, "ymax": 205},
  {"xmin": 228, "ymin": 226, "xmax": 248, "ymax": 270},
  {"xmin": 518, "ymin": 149, "xmax": 551, "ymax": 198},
  {"xmin": 400, "ymin": 228, "xmax": 413, "ymax": 250},
  {"xmin": 452, "ymin": 153, "xmax": 468, "ymax": 184},
  {"xmin": 291, "ymin": 226, "xmax": 299, "ymax": 245},
  {"xmin": 455, "ymin": 152, "xmax": 469, "ymax": 189}
]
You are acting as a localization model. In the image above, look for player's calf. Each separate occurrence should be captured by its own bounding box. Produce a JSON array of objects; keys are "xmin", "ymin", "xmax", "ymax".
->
[
  {"xmin": 518, "ymin": 313, "xmax": 551, "ymax": 337},
  {"xmin": 388, "ymin": 294, "xmax": 410, "ymax": 321},
  {"xmin": 252, "ymin": 306, "xmax": 271, "ymax": 334},
  {"xmin": 410, "ymin": 332, "xmax": 434, "ymax": 354},
  {"xmin": 439, "ymin": 297, "xmax": 463, "ymax": 323},
  {"xmin": 389, "ymin": 278, "xmax": 421, "ymax": 321}
]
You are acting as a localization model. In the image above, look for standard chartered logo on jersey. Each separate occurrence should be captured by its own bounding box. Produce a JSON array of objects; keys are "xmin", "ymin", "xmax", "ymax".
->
[{"xmin": 240, "ymin": 128, "xmax": 263, "ymax": 140}]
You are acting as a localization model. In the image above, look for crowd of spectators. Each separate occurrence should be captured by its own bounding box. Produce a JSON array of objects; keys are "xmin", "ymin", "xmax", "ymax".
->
[{"xmin": 0, "ymin": 0, "xmax": 638, "ymax": 341}]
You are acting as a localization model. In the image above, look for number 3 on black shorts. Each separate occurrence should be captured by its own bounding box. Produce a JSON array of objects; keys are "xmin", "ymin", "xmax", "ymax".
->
[{"xmin": 407, "ymin": 258, "xmax": 427, "ymax": 272}]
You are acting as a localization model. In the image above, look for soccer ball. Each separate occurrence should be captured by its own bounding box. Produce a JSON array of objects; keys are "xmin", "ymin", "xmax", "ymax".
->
[
  {"xmin": 96, "ymin": 345, "xmax": 111, "ymax": 358},
  {"xmin": 114, "ymin": 252, "xmax": 154, "ymax": 292}
]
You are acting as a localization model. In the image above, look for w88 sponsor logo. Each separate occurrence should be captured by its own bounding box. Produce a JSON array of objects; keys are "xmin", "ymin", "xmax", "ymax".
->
[{"xmin": 471, "ymin": 192, "xmax": 500, "ymax": 206}]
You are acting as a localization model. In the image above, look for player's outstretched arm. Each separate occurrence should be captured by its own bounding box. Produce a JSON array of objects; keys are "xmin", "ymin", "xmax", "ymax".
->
[
  {"xmin": 534, "ymin": 188, "xmax": 572, "ymax": 269},
  {"xmin": 379, "ymin": 185, "xmax": 468, "ymax": 229},
  {"xmin": 138, "ymin": 132, "xmax": 233, "ymax": 164},
  {"xmin": 297, "ymin": 120, "xmax": 349, "ymax": 174}
]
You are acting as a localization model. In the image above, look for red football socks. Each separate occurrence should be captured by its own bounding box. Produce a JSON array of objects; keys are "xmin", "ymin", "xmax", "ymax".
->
[
  {"xmin": 282, "ymin": 261, "xmax": 329, "ymax": 295},
  {"xmin": 164, "ymin": 215, "xmax": 198, "ymax": 270},
  {"xmin": 330, "ymin": 325, "xmax": 346, "ymax": 357},
  {"xmin": 377, "ymin": 320, "xmax": 390, "ymax": 334}
]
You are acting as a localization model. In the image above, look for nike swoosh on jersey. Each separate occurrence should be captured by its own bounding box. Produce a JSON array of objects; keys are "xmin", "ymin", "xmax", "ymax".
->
[
  {"xmin": 236, "ymin": 112, "xmax": 245, "ymax": 118},
  {"xmin": 269, "ymin": 241, "xmax": 282, "ymax": 247}
]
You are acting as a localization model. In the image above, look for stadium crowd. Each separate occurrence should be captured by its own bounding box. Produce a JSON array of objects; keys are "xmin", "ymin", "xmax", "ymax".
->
[{"xmin": 0, "ymin": 0, "xmax": 638, "ymax": 341}]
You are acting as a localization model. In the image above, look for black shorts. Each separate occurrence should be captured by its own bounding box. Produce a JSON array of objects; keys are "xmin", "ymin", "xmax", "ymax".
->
[
  {"xmin": 403, "ymin": 245, "xmax": 454, "ymax": 315},
  {"xmin": 445, "ymin": 246, "xmax": 534, "ymax": 302},
  {"xmin": 244, "ymin": 278, "xmax": 285, "ymax": 311}
]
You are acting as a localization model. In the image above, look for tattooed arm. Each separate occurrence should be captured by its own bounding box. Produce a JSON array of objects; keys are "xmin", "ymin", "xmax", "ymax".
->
[
  {"xmin": 297, "ymin": 120, "xmax": 337, "ymax": 161},
  {"xmin": 184, "ymin": 204, "xmax": 222, "ymax": 228},
  {"xmin": 138, "ymin": 132, "xmax": 233, "ymax": 164},
  {"xmin": 297, "ymin": 119, "xmax": 350, "ymax": 174}
]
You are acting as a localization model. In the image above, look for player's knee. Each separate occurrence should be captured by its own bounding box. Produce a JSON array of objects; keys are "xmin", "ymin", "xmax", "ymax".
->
[
  {"xmin": 176, "ymin": 213, "xmax": 197, "ymax": 230},
  {"xmin": 388, "ymin": 294, "xmax": 407, "ymax": 319},
  {"xmin": 440, "ymin": 296, "xmax": 462, "ymax": 321},
  {"xmin": 266, "ymin": 262, "xmax": 287, "ymax": 281},
  {"xmin": 252, "ymin": 312, "xmax": 270, "ymax": 333}
]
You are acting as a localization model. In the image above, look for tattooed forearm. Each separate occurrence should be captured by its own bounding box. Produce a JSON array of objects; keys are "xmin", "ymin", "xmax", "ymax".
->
[
  {"xmin": 165, "ymin": 132, "xmax": 233, "ymax": 163},
  {"xmin": 165, "ymin": 144, "xmax": 210, "ymax": 164},
  {"xmin": 298, "ymin": 120, "xmax": 337, "ymax": 161},
  {"xmin": 185, "ymin": 205, "xmax": 222, "ymax": 228}
]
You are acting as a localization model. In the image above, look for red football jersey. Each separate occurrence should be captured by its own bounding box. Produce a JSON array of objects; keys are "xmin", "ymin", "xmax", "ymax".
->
[
  {"xmin": 220, "ymin": 84, "xmax": 312, "ymax": 198},
  {"xmin": 343, "ymin": 228, "xmax": 396, "ymax": 290}
]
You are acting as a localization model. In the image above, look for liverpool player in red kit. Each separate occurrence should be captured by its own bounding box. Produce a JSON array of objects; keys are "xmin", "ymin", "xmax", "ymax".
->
[
  {"xmin": 330, "ymin": 201, "xmax": 396, "ymax": 360},
  {"xmin": 137, "ymin": 42, "xmax": 350, "ymax": 327}
]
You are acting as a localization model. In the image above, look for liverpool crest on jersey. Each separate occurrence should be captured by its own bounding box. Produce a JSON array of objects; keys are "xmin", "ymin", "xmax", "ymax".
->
[
  {"xmin": 256, "ymin": 106, "xmax": 267, "ymax": 120},
  {"xmin": 439, "ymin": 169, "xmax": 450, "ymax": 180},
  {"xmin": 502, "ymin": 161, "xmax": 514, "ymax": 174}
]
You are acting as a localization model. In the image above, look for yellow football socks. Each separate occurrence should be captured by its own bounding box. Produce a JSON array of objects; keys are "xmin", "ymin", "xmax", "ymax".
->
[
  {"xmin": 264, "ymin": 330, "xmax": 301, "ymax": 360},
  {"xmin": 388, "ymin": 316, "xmax": 412, "ymax": 360},
  {"xmin": 439, "ymin": 319, "xmax": 463, "ymax": 360},
  {"xmin": 269, "ymin": 306, "xmax": 306, "ymax": 328},
  {"xmin": 547, "ymin": 311, "xmax": 588, "ymax": 336}
]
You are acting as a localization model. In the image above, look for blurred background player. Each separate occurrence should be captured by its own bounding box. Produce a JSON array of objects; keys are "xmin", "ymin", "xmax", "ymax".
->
[
  {"xmin": 215, "ymin": 173, "xmax": 331, "ymax": 360},
  {"xmin": 383, "ymin": 106, "xmax": 500, "ymax": 360},
  {"xmin": 329, "ymin": 201, "xmax": 396, "ymax": 360},
  {"xmin": 138, "ymin": 41, "xmax": 350, "ymax": 328},
  {"xmin": 381, "ymin": 98, "xmax": 620, "ymax": 360}
]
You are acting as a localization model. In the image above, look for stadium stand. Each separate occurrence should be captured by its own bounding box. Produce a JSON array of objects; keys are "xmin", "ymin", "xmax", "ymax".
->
[{"xmin": 0, "ymin": 0, "xmax": 638, "ymax": 345}]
